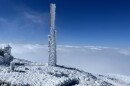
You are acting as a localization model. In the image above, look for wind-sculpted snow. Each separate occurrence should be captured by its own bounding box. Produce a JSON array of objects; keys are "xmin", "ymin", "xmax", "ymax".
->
[
  {"xmin": 96, "ymin": 74, "xmax": 130, "ymax": 86},
  {"xmin": 0, "ymin": 59, "xmax": 130, "ymax": 86},
  {"xmin": 106, "ymin": 74, "xmax": 130, "ymax": 86}
]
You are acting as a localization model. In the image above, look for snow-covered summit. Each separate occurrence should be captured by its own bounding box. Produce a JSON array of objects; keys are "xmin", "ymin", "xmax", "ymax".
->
[{"xmin": 0, "ymin": 58, "xmax": 130, "ymax": 86}]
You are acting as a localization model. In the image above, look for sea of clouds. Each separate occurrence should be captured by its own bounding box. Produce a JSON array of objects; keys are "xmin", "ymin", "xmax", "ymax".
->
[{"xmin": 1, "ymin": 44, "xmax": 130, "ymax": 76}]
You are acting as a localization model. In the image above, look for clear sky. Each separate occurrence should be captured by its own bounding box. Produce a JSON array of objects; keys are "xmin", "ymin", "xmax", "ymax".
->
[{"xmin": 0, "ymin": 0, "xmax": 130, "ymax": 47}]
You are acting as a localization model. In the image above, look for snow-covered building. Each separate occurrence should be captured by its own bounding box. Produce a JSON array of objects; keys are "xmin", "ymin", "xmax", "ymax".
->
[{"xmin": 0, "ymin": 44, "xmax": 13, "ymax": 65}]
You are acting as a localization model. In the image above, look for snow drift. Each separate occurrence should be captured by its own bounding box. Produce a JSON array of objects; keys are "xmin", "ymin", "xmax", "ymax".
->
[{"xmin": 0, "ymin": 58, "xmax": 130, "ymax": 86}]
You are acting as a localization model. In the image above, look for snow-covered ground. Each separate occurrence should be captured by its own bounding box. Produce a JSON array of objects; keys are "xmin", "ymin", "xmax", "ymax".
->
[{"xmin": 0, "ymin": 59, "xmax": 130, "ymax": 86}]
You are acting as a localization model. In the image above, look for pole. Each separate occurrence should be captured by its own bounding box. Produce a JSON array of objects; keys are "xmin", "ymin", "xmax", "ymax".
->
[{"xmin": 48, "ymin": 3, "xmax": 57, "ymax": 66}]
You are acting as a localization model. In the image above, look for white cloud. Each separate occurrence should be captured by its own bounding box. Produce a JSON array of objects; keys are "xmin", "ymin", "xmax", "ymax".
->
[
  {"xmin": 118, "ymin": 49, "xmax": 130, "ymax": 56},
  {"xmin": 23, "ymin": 11, "xmax": 48, "ymax": 24},
  {"xmin": 0, "ymin": 8, "xmax": 49, "ymax": 43},
  {"xmin": 0, "ymin": 3, "xmax": 49, "ymax": 31},
  {"xmin": 1, "ymin": 44, "xmax": 129, "ymax": 76}
]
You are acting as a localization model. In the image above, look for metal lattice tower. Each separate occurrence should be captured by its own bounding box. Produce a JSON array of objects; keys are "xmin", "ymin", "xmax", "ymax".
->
[{"xmin": 48, "ymin": 3, "xmax": 57, "ymax": 66}]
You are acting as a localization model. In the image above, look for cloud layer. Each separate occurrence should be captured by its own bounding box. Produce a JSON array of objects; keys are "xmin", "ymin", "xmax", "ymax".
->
[{"xmin": 1, "ymin": 44, "xmax": 130, "ymax": 76}]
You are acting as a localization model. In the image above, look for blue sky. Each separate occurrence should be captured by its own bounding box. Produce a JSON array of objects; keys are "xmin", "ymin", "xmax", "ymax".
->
[
  {"xmin": 0, "ymin": 0, "xmax": 130, "ymax": 47},
  {"xmin": 0, "ymin": 0, "xmax": 130, "ymax": 76}
]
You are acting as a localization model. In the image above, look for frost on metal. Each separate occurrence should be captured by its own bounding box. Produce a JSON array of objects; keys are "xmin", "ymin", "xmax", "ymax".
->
[
  {"xmin": 48, "ymin": 3, "xmax": 57, "ymax": 66},
  {"xmin": 10, "ymin": 61, "xmax": 15, "ymax": 71},
  {"xmin": 0, "ymin": 44, "xmax": 13, "ymax": 65}
]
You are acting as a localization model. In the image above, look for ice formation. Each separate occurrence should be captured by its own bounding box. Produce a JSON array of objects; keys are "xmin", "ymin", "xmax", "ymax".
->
[
  {"xmin": 0, "ymin": 59, "xmax": 130, "ymax": 86},
  {"xmin": 0, "ymin": 44, "xmax": 13, "ymax": 65},
  {"xmin": 0, "ymin": 3, "xmax": 130, "ymax": 86},
  {"xmin": 48, "ymin": 3, "xmax": 57, "ymax": 66}
]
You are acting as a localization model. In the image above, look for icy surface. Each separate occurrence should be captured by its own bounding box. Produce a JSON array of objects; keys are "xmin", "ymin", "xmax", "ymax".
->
[
  {"xmin": 0, "ymin": 59, "xmax": 130, "ymax": 86},
  {"xmin": 0, "ymin": 44, "xmax": 13, "ymax": 65}
]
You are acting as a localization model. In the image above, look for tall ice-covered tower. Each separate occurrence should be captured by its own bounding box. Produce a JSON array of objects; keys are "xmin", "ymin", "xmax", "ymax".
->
[{"xmin": 48, "ymin": 3, "xmax": 57, "ymax": 66}]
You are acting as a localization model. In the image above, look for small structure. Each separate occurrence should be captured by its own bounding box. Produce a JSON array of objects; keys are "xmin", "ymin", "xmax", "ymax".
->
[
  {"xmin": 48, "ymin": 3, "xmax": 57, "ymax": 66},
  {"xmin": 0, "ymin": 44, "xmax": 13, "ymax": 65},
  {"xmin": 10, "ymin": 61, "xmax": 15, "ymax": 71}
]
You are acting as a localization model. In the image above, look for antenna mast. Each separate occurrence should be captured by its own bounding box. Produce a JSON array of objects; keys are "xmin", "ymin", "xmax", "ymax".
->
[{"xmin": 48, "ymin": 3, "xmax": 57, "ymax": 66}]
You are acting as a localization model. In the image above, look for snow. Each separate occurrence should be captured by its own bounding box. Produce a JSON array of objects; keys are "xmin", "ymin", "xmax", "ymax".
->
[
  {"xmin": 0, "ymin": 44, "xmax": 13, "ymax": 65},
  {"xmin": 96, "ymin": 74, "xmax": 130, "ymax": 86},
  {"xmin": 107, "ymin": 74, "xmax": 130, "ymax": 85},
  {"xmin": 48, "ymin": 3, "xmax": 57, "ymax": 66},
  {"xmin": 0, "ymin": 59, "xmax": 130, "ymax": 86},
  {"xmin": 0, "ymin": 44, "xmax": 130, "ymax": 86}
]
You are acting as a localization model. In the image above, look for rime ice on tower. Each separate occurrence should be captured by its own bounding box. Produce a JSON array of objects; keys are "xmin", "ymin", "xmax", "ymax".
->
[{"xmin": 48, "ymin": 3, "xmax": 57, "ymax": 66}]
